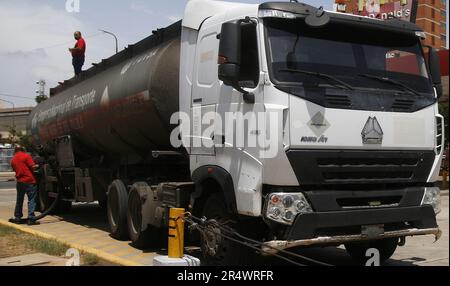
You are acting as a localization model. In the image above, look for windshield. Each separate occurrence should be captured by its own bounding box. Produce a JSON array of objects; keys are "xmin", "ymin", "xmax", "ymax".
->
[{"xmin": 264, "ymin": 18, "xmax": 433, "ymax": 95}]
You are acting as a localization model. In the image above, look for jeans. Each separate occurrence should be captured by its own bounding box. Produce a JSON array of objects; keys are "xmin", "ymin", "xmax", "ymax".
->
[
  {"xmin": 72, "ymin": 56, "xmax": 85, "ymax": 75},
  {"xmin": 14, "ymin": 182, "xmax": 37, "ymax": 220}
]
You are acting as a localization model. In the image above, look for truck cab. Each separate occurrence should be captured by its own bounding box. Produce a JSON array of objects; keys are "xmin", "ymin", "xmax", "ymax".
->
[{"xmin": 180, "ymin": 0, "xmax": 444, "ymax": 264}]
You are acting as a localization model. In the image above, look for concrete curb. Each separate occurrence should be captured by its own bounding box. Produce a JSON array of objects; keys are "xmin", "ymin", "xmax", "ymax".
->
[
  {"xmin": 0, "ymin": 172, "xmax": 16, "ymax": 182},
  {"xmin": 0, "ymin": 219, "xmax": 144, "ymax": 266}
]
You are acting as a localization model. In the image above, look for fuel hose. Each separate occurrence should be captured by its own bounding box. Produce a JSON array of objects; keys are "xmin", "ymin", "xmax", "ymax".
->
[{"xmin": 32, "ymin": 168, "xmax": 62, "ymax": 221}]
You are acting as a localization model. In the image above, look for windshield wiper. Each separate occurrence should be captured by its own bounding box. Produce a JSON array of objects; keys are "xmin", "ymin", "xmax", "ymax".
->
[
  {"xmin": 279, "ymin": 68, "xmax": 355, "ymax": 91},
  {"xmin": 358, "ymin": 73, "xmax": 421, "ymax": 97}
]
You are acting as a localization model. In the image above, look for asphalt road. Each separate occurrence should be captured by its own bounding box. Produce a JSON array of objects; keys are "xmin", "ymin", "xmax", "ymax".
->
[
  {"xmin": 0, "ymin": 180, "xmax": 448, "ymax": 266},
  {"xmin": 0, "ymin": 181, "xmax": 16, "ymax": 207}
]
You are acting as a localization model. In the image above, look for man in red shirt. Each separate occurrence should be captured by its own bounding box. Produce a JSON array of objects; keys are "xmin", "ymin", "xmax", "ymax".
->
[
  {"xmin": 69, "ymin": 31, "xmax": 86, "ymax": 76},
  {"xmin": 9, "ymin": 146, "xmax": 40, "ymax": 225}
]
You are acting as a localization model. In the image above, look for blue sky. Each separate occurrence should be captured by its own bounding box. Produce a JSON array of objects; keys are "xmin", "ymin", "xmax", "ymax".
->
[{"xmin": 0, "ymin": 0, "xmax": 447, "ymax": 107}]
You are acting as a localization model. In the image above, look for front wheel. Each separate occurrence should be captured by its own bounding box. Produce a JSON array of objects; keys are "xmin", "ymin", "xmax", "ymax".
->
[
  {"xmin": 200, "ymin": 193, "xmax": 255, "ymax": 266},
  {"xmin": 345, "ymin": 237, "xmax": 399, "ymax": 265}
]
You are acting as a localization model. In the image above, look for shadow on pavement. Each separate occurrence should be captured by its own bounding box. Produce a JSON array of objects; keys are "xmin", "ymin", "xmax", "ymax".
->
[
  {"xmin": 34, "ymin": 203, "xmax": 429, "ymax": 266},
  {"xmin": 40, "ymin": 203, "xmax": 110, "ymax": 232}
]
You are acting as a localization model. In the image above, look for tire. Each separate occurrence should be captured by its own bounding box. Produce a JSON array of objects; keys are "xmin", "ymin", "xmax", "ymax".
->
[
  {"xmin": 200, "ymin": 193, "xmax": 255, "ymax": 266},
  {"xmin": 127, "ymin": 183, "xmax": 162, "ymax": 249},
  {"xmin": 107, "ymin": 180, "xmax": 129, "ymax": 240},
  {"xmin": 345, "ymin": 237, "xmax": 399, "ymax": 265}
]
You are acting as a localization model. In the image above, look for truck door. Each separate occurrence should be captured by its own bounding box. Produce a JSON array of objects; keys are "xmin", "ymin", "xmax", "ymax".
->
[
  {"xmin": 190, "ymin": 24, "xmax": 221, "ymax": 156},
  {"xmin": 216, "ymin": 20, "xmax": 265, "ymax": 217}
]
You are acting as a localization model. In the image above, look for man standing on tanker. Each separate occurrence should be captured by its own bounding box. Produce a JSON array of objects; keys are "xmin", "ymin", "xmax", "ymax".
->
[
  {"xmin": 69, "ymin": 31, "xmax": 86, "ymax": 76},
  {"xmin": 9, "ymin": 146, "xmax": 40, "ymax": 226}
]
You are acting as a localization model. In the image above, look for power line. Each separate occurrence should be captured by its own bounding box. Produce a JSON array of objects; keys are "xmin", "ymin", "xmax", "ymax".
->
[
  {"xmin": 185, "ymin": 217, "xmax": 306, "ymax": 267},
  {"xmin": 0, "ymin": 93, "xmax": 35, "ymax": 101}
]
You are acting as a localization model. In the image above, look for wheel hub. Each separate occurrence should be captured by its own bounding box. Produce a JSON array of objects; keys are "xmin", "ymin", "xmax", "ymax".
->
[{"xmin": 202, "ymin": 224, "xmax": 222, "ymax": 256}]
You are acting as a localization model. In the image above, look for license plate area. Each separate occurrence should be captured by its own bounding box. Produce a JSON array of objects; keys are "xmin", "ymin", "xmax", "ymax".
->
[{"xmin": 362, "ymin": 224, "xmax": 385, "ymax": 239}]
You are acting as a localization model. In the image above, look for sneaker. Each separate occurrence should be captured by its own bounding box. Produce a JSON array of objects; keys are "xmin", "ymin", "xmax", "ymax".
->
[
  {"xmin": 27, "ymin": 220, "xmax": 40, "ymax": 226},
  {"xmin": 8, "ymin": 218, "xmax": 22, "ymax": 224}
]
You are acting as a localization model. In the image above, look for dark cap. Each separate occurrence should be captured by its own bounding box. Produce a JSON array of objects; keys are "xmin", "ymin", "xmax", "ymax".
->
[{"xmin": 14, "ymin": 146, "xmax": 24, "ymax": 153}]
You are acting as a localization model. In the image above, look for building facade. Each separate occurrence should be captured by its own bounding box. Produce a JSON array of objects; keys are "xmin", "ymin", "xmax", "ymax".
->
[
  {"xmin": 334, "ymin": 0, "xmax": 447, "ymax": 50},
  {"xmin": 0, "ymin": 107, "xmax": 33, "ymax": 172},
  {"xmin": 0, "ymin": 107, "xmax": 33, "ymax": 143}
]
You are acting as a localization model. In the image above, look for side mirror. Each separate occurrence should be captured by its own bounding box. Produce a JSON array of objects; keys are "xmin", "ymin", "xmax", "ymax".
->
[
  {"xmin": 428, "ymin": 47, "xmax": 443, "ymax": 98},
  {"xmin": 219, "ymin": 21, "xmax": 242, "ymax": 88},
  {"xmin": 218, "ymin": 19, "xmax": 255, "ymax": 103}
]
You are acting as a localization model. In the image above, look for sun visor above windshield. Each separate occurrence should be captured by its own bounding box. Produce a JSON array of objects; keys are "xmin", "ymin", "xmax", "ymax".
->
[{"xmin": 259, "ymin": 2, "xmax": 423, "ymax": 36}]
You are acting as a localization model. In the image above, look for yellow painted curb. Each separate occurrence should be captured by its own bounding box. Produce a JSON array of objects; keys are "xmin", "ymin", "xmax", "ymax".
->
[{"xmin": 0, "ymin": 219, "xmax": 145, "ymax": 266}]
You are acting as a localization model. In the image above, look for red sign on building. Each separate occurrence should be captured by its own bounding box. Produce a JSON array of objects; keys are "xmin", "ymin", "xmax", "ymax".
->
[{"xmin": 335, "ymin": 0, "xmax": 419, "ymax": 23}]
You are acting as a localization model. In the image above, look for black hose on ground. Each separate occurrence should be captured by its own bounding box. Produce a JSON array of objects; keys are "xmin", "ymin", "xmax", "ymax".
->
[{"xmin": 33, "ymin": 191, "xmax": 60, "ymax": 221}]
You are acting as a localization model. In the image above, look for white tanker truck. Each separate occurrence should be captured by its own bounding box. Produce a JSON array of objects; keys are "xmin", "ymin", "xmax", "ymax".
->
[{"xmin": 29, "ymin": 0, "xmax": 445, "ymax": 265}]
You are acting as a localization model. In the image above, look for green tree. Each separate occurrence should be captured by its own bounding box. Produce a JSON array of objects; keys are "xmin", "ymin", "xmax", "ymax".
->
[
  {"xmin": 35, "ymin": 95, "xmax": 48, "ymax": 104},
  {"xmin": 6, "ymin": 125, "xmax": 20, "ymax": 146},
  {"xmin": 3, "ymin": 126, "xmax": 32, "ymax": 151}
]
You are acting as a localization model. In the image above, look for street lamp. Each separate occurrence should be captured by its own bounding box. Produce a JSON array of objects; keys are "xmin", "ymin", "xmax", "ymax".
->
[{"xmin": 99, "ymin": 29, "xmax": 119, "ymax": 54}]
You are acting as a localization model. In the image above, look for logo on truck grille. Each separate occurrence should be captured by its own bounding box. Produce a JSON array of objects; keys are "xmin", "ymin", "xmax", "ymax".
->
[{"xmin": 362, "ymin": 117, "xmax": 384, "ymax": 144}]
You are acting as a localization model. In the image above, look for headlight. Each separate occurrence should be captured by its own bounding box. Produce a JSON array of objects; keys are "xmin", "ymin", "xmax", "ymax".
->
[
  {"xmin": 422, "ymin": 187, "xmax": 441, "ymax": 215},
  {"xmin": 265, "ymin": 192, "xmax": 313, "ymax": 225}
]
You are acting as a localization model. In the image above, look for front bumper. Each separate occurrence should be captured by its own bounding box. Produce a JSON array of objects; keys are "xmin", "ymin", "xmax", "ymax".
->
[
  {"xmin": 263, "ymin": 227, "xmax": 441, "ymax": 254},
  {"xmin": 263, "ymin": 205, "xmax": 440, "ymax": 254}
]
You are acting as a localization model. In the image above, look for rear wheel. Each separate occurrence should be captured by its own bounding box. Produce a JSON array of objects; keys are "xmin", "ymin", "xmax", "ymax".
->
[
  {"xmin": 127, "ymin": 183, "xmax": 163, "ymax": 249},
  {"xmin": 107, "ymin": 180, "xmax": 129, "ymax": 240},
  {"xmin": 200, "ymin": 193, "xmax": 255, "ymax": 266},
  {"xmin": 345, "ymin": 237, "xmax": 399, "ymax": 265}
]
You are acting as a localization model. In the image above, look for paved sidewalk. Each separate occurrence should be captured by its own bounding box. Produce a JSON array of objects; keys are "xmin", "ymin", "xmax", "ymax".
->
[
  {"xmin": 0, "ymin": 194, "xmax": 161, "ymax": 266},
  {"xmin": 0, "ymin": 253, "xmax": 68, "ymax": 266}
]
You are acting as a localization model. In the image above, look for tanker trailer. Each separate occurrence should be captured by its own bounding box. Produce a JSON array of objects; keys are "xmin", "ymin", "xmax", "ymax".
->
[
  {"xmin": 28, "ymin": 0, "xmax": 444, "ymax": 265},
  {"xmin": 28, "ymin": 21, "xmax": 192, "ymax": 243}
]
